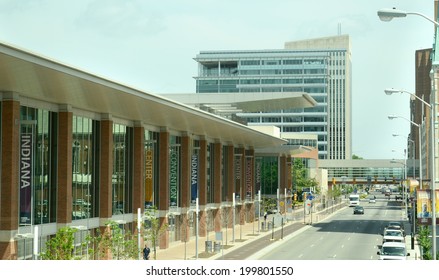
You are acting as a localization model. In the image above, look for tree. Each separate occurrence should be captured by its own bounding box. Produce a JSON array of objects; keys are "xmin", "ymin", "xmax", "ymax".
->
[
  {"xmin": 292, "ymin": 158, "xmax": 319, "ymax": 197},
  {"xmin": 352, "ymin": 154, "xmax": 363, "ymax": 160},
  {"xmin": 40, "ymin": 227, "xmax": 78, "ymax": 260},
  {"xmin": 143, "ymin": 206, "xmax": 168, "ymax": 260},
  {"xmin": 86, "ymin": 220, "xmax": 138, "ymax": 260},
  {"xmin": 418, "ymin": 225, "xmax": 433, "ymax": 260}
]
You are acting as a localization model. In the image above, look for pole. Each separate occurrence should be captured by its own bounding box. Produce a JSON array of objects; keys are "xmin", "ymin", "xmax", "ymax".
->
[
  {"xmin": 232, "ymin": 193, "xmax": 235, "ymax": 242},
  {"xmin": 258, "ymin": 190, "xmax": 261, "ymax": 233},
  {"xmin": 284, "ymin": 188, "xmax": 287, "ymax": 220},
  {"xmin": 196, "ymin": 197, "xmax": 199, "ymax": 259},
  {"xmin": 419, "ymin": 126, "xmax": 423, "ymax": 190},
  {"xmin": 33, "ymin": 225, "xmax": 38, "ymax": 260},
  {"xmin": 137, "ymin": 208, "xmax": 141, "ymax": 260},
  {"xmin": 431, "ymin": 69, "xmax": 437, "ymax": 260}
]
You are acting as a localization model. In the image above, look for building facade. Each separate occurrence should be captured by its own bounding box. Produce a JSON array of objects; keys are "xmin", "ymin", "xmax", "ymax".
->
[
  {"xmin": 0, "ymin": 42, "xmax": 298, "ymax": 260},
  {"xmin": 194, "ymin": 35, "xmax": 352, "ymax": 160}
]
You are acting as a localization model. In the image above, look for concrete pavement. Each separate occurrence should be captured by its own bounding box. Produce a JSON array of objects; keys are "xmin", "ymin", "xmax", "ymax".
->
[{"xmin": 149, "ymin": 200, "xmax": 422, "ymax": 260}]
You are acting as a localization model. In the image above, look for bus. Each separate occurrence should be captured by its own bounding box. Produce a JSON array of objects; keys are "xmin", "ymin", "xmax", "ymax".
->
[{"xmin": 349, "ymin": 194, "xmax": 360, "ymax": 206}]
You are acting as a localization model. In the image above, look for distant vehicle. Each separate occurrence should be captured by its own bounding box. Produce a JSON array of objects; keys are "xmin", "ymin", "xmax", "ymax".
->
[
  {"xmin": 369, "ymin": 197, "xmax": 376, "ymax": 203},
  {"xmin": 377, "ymin": 242, "xmax": 410, "ymax": 260},
  {"xmin": 353, "ymin": 205, "xmax": 364, "ymax": 215},
  {"xmin": 384, "ymin": 189, "xmax": 392, "ymax": 196},
  {"xmin": 349, "ymin": 194, "xmax": 360, "ymax": 206}
]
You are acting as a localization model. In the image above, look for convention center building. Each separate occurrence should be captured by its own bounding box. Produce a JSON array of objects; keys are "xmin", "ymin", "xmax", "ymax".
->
[{"xmin": 0, "ymin": 41, "xmax": 316, "ymax": 259}]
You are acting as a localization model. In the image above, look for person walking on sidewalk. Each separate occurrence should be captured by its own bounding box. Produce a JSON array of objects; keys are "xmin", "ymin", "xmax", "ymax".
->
[{"xmin": 143, "ymin": 244, "xmax": 151, "ymax": 260}]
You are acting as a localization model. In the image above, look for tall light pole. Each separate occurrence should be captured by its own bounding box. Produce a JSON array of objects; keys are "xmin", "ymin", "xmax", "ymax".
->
[
  {"xmin": 388, "ymin": 115, "xmax": 423, "ymax": 190},
  {"xmin": 379, "ymin": 8, "xmax": 438, "ymax": 259},
  {"xmin": 392, "ymin": 134, "xmax": 416, "ymax": 185},
  {"xmin": 391, "ymin": 158, "xmax": 408, "ymax": 211}
]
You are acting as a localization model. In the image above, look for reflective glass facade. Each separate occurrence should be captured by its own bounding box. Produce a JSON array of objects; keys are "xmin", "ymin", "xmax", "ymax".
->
[{"xmin": 195, "ymin": 36, "xmax": 352, "ymax": 160}]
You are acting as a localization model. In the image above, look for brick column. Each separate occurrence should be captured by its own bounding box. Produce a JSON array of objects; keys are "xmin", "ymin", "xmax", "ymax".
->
[
  {"xmin": 226, "ymin": 144, "xmax": 234, "ymax": 229},
  {"xmin": 158, "ymin": 129, "xmax": 169, "ymax": 249},
  {"xmin": 0, "ymin": 94, "xmax": 20, "ymax": 260},
  {"xmin": 280, "ymin": 155, "xmax": 287, "ymax": 213},
  {"xmin": 57, "ymin": 106, "xmax": 73, "ymax": 225},
  {"xmin": 180, "ymin": 134, "xmax": 191, "ymax": 242},
  {"xmin": 198, "ymin": 139, "xmax": 207, "ymax": 237},
  {"xmin": 236, "ymin": 147, "xmax": 245, "ymax": 226},
  {"xmin": 132, "ymin": 124, "xmax": 144, "ymax": 241},
  {"xmin": 213, "ymin": 142, "xmax": 222, "ymax": 232},
  {"xmin": 246, "ymin": 149, "xmax": 255, "ymax": 222},
  {"xmin": 287, "ymin": 155, "xmax": 292, "ymax": 213},
  {"xmin": 99, "ymin": 117, "xmax": 113, "ymax": 219}
]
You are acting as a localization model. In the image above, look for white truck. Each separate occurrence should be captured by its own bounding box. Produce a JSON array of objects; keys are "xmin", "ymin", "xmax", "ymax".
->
[{"xmin": 349, "ymin": 194, "xmax": 360, "ymax": 206}]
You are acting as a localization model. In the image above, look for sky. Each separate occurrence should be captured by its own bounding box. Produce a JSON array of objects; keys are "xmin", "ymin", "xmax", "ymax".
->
[{"xmin": 0, "ymin": 0, "xmax": 435, "ymax": 160}]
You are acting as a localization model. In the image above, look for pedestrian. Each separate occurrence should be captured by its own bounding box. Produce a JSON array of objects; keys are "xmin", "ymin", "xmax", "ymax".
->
[
  {"xmin": 264, "ymin": 212, "xmax": 267, "ymax": 222},
  {"xmin": 143, "ymin": 244, "xmax": 150, "ymax": 260}
]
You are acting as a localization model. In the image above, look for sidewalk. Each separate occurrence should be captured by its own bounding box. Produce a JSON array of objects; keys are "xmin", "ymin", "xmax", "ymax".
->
[
  {"xmin": 152, "ymin": 203, "xmax": 344, "ymax": 260},
  {"xmin": 402, "ymin": 210, "xmax": 422, "ymax": 260}
]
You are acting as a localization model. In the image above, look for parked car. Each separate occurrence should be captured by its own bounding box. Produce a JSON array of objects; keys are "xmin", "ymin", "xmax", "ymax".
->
[
  {"xmin": 383, "ymin": 221, "xmax": 405, "ymax": 236},
  {"xmin": 377, "ymin": 242, "xmax": 410, "ymax": 260},
  {"xmin": 353, "ymin": 205, "xmax": 364, "ymax": 214},
  {"xmin": 382, "ymin": 229, "xmax": 405, "ymax": 243}
]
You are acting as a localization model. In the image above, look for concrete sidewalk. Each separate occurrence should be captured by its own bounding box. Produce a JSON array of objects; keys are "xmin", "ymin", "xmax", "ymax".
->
[{"xmin": 152, "ymin": 203, "xmax": 343, "ymax": 260}]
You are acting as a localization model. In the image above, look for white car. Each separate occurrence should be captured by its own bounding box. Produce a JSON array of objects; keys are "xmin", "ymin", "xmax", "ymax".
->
[
  {"xmin": 369, "ymin": 197, "xmax": 376, "ymax": 203},
  {"xmin": 377, "ymin": 242, "xmax": 410, "ymax": 260},
  {"xmin": 382, "ymin": 229, "xmax": 405, "ymax": 244}
]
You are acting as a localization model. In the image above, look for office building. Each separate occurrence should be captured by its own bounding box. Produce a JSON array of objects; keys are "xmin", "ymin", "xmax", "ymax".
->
[{"xmin": 194, "ymin": 35, "xmax": 352, "ymax": 160}]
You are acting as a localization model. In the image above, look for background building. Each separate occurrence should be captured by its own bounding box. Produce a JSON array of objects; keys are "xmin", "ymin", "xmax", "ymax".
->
[{"xmin": 194, "ymin": 35, "xmax": 352, "ymax": 160}]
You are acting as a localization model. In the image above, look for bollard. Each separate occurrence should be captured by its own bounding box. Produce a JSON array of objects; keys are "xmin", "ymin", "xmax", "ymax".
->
[
  {"xmin": 214, "ymin": 241, "xmax": 221, "ymax": 253},
  {"xmin": 411, "ymin": 233, "xmax": 414, "ymax": 250},
  {"xmin": 205, "ymin": 240, "xmax": 212, "ymax": 253}
]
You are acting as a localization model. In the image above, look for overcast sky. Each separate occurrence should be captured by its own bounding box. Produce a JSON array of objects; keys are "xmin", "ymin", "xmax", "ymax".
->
[{"xmin": 0, "ymin": 0, "xmax": 434, "ymax": 159}]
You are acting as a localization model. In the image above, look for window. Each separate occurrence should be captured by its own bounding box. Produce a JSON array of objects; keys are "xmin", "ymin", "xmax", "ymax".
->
[
  {"xmin": 72, "ymin": 116, "xmax": 96, "ymax": 220},
  {"xmin": 20, "ymin": 106, "xmax": 57, "ymax": 225},
  {"xmin": 241, "ymin": 60, "xmax": 260, "ymax": 66},
  {"xmin": 112, "ymin": 123, "xmax": 133, "ymax": 215}
]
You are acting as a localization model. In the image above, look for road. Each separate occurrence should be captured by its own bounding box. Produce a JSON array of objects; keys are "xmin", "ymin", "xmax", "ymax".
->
[{"xmin": 257, "ymin": 192, "xmax": 405, "ymax": 260}]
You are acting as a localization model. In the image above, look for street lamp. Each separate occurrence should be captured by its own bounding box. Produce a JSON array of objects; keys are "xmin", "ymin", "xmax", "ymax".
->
[
  {"xmin": 379, "ymin": 8, "xmax": 438, "ymax": 258},
  {"xmin": 377, "ymin": 8, "xmax": 439, "ymax": 26},
  {"xmin": 392, "ymin": 134, "xmax": 417, "ymax": 186},
  {"xmin": 388, "ymin": 115, "xmax": 423, "ymax": 190},
  {"xmin": 390, "ymin": 147, "xmax": 408, "ymax": 215},
  {"xmin": 386, "ymin": 88, "xmax": 434, "ymax": 256}
]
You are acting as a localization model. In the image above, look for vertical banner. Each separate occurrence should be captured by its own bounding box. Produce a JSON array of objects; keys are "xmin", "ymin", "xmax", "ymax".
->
[
  {"xmin": 169, "ymin": 147, "xmax": 179, "ymax": 207},
  {"xmin": 417, "ymin": 190, "xmax": 431, "ymax": 225},
  {"xmin": 144, "ymin": 148, "xmax": 154, "ymax": 207},
  {"xmin": 235, "ymin": 155, "xmax": 241, "ymax": 201},
  {"xmin": 245, "ymin": 157, "xmax": 252, "ymax": 199},
  {"xmin": 255, "ymin": 159, "xmax": 261, "ymax": 195},
  {"xmin": 191, "ymin": 154, "xmax": 198, "ymax": 204},
  {"xmin": 20, "ymin": 132, "xmax": 33, "ymax": 225},
  {"xmin": 435, "ymin": 190, "xmax": 439, "ymax": 224}
]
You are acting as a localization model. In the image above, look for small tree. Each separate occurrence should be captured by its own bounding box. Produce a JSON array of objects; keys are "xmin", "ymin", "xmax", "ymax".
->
[
  {"xmin": 143, "ymin": 206, "xmax": 168, "ymax": 260},
  {"xmin": 86, "ymin": 220, "xmax": 138, "ymax": 260},
  {"xmin": 418, "ymin": 225, "xmax": 433, "ymax": 260},
  {"xmin": 40, "ymin": 227, "xmax": 77, "ymax": 260}
]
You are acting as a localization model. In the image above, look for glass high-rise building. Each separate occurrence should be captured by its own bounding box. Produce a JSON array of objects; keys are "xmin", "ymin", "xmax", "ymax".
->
[{"xmin": 194, "ymin": 35, "xmax": 352, "ymax": 160}]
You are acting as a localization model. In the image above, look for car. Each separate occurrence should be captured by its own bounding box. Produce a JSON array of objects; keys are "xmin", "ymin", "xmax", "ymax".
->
[
  {"xmin": 353, "ymin": 205, "xmax": 364, "ymax": 214},
  {"xmin": 377, "ymin": 242, "xmax": 410, "ymax": 260},
  {"xmin": 369, "ymin": 197, "xmax": 376, "ymax": 203},
  {"xmin": 383, "ymin": 221, "xmax": 405, "ymax": 236},
  {"xmin": 382, "ymin": 229, "xmax": 405, "ymax": 243}
]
